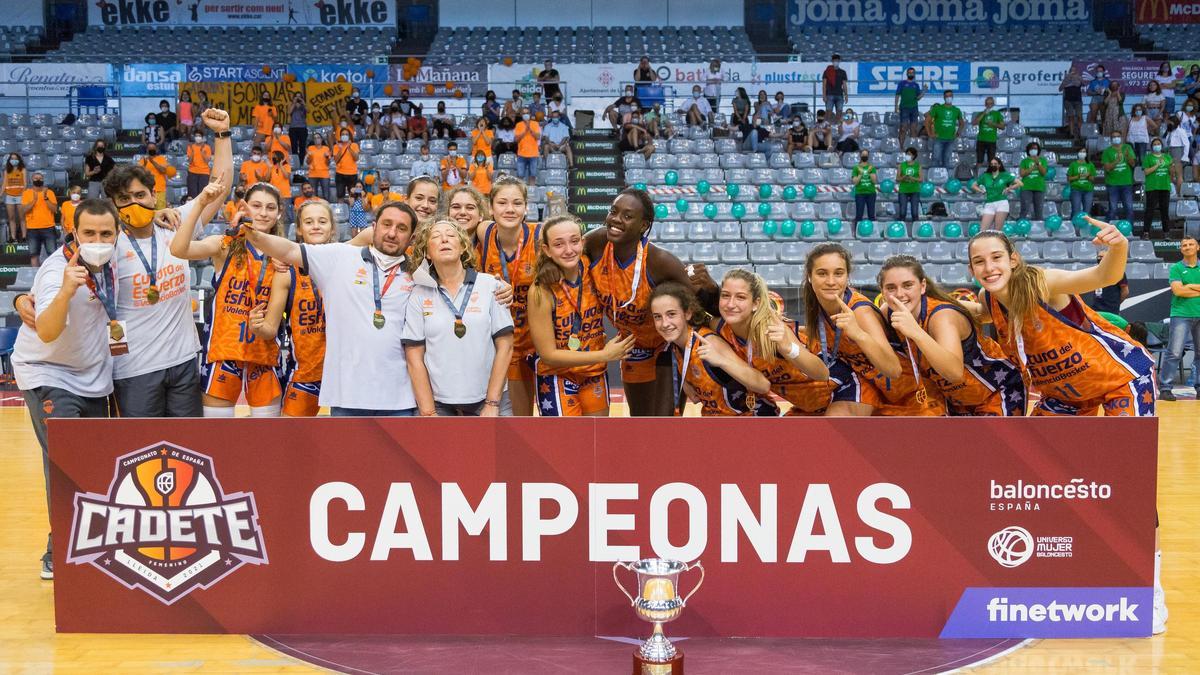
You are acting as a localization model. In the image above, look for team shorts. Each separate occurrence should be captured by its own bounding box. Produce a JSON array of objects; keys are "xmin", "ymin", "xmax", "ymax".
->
[
  {"xmin": 982, "ymin": 199, "xmax": 1010, "ymax": 215},
  {"xmin": 620, "ymin": 345, "xmax": 659, "ymax": 384},
  {"xmin": 536, "ymin": 371, "xmax": 609, "ymax": 417},
  {"xmin": 1032, "ymin": 377, "xmax": 1156, "ymax": 417},
  {"xmin": 508, "ymin": 351, "xmax": 535, "ymax": 383},
  {"xmin": 282, "ymin": 379, "xmax": 321, "ymax": 417},
  {"xmin": 202, "ymin": 360, "xmax": 282, "ymax": 407},
  {"xmin": 830, "ymin": 364, "xmax": 886, "ymax": 409}
]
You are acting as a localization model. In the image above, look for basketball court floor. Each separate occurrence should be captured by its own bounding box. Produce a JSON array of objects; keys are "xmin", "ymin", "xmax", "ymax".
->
[{"xmin": 2, "ymin": 403, "xmax": 1196, "ymax": 673}]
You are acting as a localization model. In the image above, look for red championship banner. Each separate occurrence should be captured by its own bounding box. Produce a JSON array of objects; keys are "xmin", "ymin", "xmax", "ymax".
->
[
  {"xmin": 1135, "ymin": 0, "xmax": 1200, "ymax": 24},
  {"xmin": 50, "ymin": 418, "xmax": 1157, "ymax": 638}
]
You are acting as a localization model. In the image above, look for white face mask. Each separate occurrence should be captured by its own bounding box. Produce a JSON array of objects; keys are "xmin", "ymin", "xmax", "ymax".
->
[
  {"xmin": 1029, "ymin": 149, "xmax": 1039, "ymax": 157},
  {"xmin": 193, "ymin": 136, "xmax": 203, "ymax": 143},
  {"xmin": 80, "ymin": 242, "xmax": 115, "ymax": 267},
  {"xmin": 370, "ymin": 246, "xmax": 404, "ymax": 269},
  {"xmin": 944, "ymin": 97, "xmax": 953, "ymax": 105},
  {"xmin": 273, "ymin": 127, "xmax": 282, "ymax": 134},
  {"xmin": 1111, "ymin": 137, "xmax": 1122, "ymax": 146},
  {"xmin": 70, "ymin": 193, "xmax": 81, "ymax": 202},
  {"xmin": 522, "ymin": 114, "xmax": 531, "ymax": 121},
  {"xmin": 251, "ymin": 154, "xmax": 262, "ymax": 162},
  {"xmin": 1078, "ymin": 151, "xmax": 1087, "ymax": 160},
  {"xmin": 448, "ymin": 150, "xmax": 457, "ymax": 156},
  {"xmin": 341, "ymin": 135, "xmax": 350, "ymax": 142}
]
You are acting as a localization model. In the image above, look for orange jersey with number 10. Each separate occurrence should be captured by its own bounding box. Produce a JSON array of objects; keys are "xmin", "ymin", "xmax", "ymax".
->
[
  {"xmin": 286, "ymin": 268, "xmax": 326, "ymax": 383},
  {"xmin": 207, "ymin": 244, "xmax": 279, "ymax": 366}
]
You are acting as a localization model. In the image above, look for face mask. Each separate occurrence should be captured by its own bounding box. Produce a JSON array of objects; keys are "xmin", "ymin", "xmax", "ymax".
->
[
  {"xmin": 1133, "ymin": 109, "xmax": 1142, "ymax": 116},
  {"xmin": 80, "ymin": 243, "xmax": 115, "ymax": 267},
  {"xmin": 693, "ymin": 92, "xmax": 701, "ymax": 98},
  {"xmin": 944, "ymin": 97, "xmax": 953, "ymax": 104},
  {"xmin": 262, "ymin": 99, "xmax": 269, "ymax": 104},
  {"xmin": 907, "ymin": 73, "xmax": 915, "ymax": 80},
  {"xmin": 1153, "ymin": 144, "xmax": 1163, "ymax": 153},
  {"xmin": 251, "ymin": 154, "xmax": 262, "ymax": 162},
  {"xmin": 352, "ymin": 91, "xmax": 360, "ymax": 98},
  {"xmin": 352, "ymin": 188, "xmax": 361, "ymax": 195},
  {"xmin": 522, "ymin": 114, "xmax": 531, "ymax": 121},
  {"xmin": 95, "ymin": 148, "xmax": 105, "ymax": 154},
  {"xmin": 832, "ymin": 61, "xmax": 840, "ymax": 66},
  {"xmin": 907, "ymin": 154, "xmax": 917, "ymax": 161},
  {"xmin": 341, "ymin": 135, "xmax": 350, "ymax": 142},
  {"xmin": 476, "ymin": 154, "xmax": 485, "ymax": 163},
  {"xmin": 985, "ymin": 102, "xmax": 993, "ymax": 109},
  {"xmin": 273, "ymin": 126, "xmax": 282, "ymax": 133},
  {"xmin": 1029, "ymin": 149, "xmax": 1039, "ymax": 156},
  {"xmin": 1078, "ymin": 151, "xmax": 1087, "ymax": 160},
  {"xmin": 793, "ymin": 121, "xmax": 802, "ymax": 127},
  {"xmin": 70, "ymin": 193, "xmax": 81, "ymax": 202},
  {"xmin": 118, "ymin": 201, "xmax": 155, "ymax": 228},
  {"xmin": 146, "ymin": 119, "xmax": 155, "ymax": 126},
  {"xmin": 1188, "ymin": 106, "xmax": 1195, "ymax": 112},
  {"xmin": 7, "ymin": 159, "xmax": 16, "ymax": 166},
  {"xmin": 990, "ymin": 165, "xmax": 1000, "ymax": 172},
  {"xmin": 193, "ymin": 136, "xmax": 203, "ymax": 143},
  {"xmin": 1111, "ymin": 137, "xmax": 1121, "ymax": 146},
  {"xmin": 448, "ymin": 150, "xmax": 457, "ymax": 157},
  {"xmin": 147, "ymin": 148, "xmax": 157, "ymax": 156},
  {"xmin": 1096, "ymin": 71, "xmax": 1105, "ymax": 78},
  {"xmin": 32, "ymin": 179, "xmax": 44, "ymax": 187},
  {"xmin": 860, "ymin": 155, "xmax": 869, "ymax": 163},
  {"xmin": 160, "ymin": 106, "xmax": 168, "ymax": 112}
]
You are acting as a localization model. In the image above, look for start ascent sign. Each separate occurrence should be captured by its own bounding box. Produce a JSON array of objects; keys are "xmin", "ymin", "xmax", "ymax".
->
[{"xmin": 50, "ymin": 417, "xmax": 1156, "ymax": 638}]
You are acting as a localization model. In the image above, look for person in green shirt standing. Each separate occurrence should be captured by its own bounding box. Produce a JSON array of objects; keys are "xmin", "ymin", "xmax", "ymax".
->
[
  {"xmin": 1017, "ymin": 141, "xmax": 1048, "ymax": 220},
  {"xmin": 894, "ymin": 67, "xmax": 925, "ymax": 148},
  {"xmin": 896, "ymin": 146, "xmax": 923, "ymax": 223},
  {"xmin": 971, "ymin": 96, "xmax": 1005, "ymax": 172},
  {"xmin": 972, "ymin": 157, "xmax": 1022, "ymax": 231},
  {"xmin": 1067, "ymin": 148, "xmax": 1096, "ymax": 219},
  {"xmin": 1101, "ymin": 131, "xmax": 1135, "ymax": 223},
  {"xmin": 1160, "ymin": 235, "xmax": 1200, "ymax": 400},
  {"xmin": 1142, "ymin": 139, "xmax": 1181, "ymax": 239},
  {"xmin": 851, "ymin": 150, "xmax": 878, "ymax": 227},
  {"xmin": 925, "ymin": 90, "xmax": 963, "ymax": 169}
]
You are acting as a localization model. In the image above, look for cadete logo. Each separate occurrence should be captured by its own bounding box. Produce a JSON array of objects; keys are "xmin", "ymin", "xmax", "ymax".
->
[{"xmin": 66, "ymin": 442, "xmax": 267, "ymax": 605}]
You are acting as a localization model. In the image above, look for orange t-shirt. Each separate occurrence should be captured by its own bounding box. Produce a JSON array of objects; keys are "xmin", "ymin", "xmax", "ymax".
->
[
  {"xmin": 306, "ymin": 145, "xmax": 331, "ymax": 179},
  {"xmin": 440, "ymin": 155, "xmax": 467, "ymax": 190},
  {"xmin": 21, "ymin": 188, "xmax": 57, "ymax": 230},
  {"xmin": 293, "ymin": 195, "xmax": 316, "ymax": 212},
  {"xmin": 140, "ymin": 156, "xmax": 174, "ymax": 191},
  {"xmin": 187, "ymin": 144, "xmax": 212, "ymax": 175},
  {"xmin": 470, "ymin": 129, "xmax": 494, "ymax": 157},
  {"xmin": 208, "ymin": 245, "xmax": 279, "ymax": 365},
  {"xmin": 266, "ymin": 134, "xmax": 291, "ymax": 157},
  {"xmin": 516, "ymin": 121, "xmax": 540, "ymax": 158},
  {"xmin": 334, "ymin": 142, "xmax": 359, "ymax": 176},
  {"xmin": 269, "ymin": 161, "xmax": 292, "ymax": 198},
  {"xmin": 224, "ymin": 199, "xmax": 244, "ymax": 224},
  {"xmin": 469, "ymin": 162, "xmax": 493, "ymax": 194},
  {"xmin": 4, "ymin": 168, "xmax": 25, "ymax": 196},
  {"xmin": 239, "ymin": 160, "xmax": 269, "ymax": 186},
  {"xmin": 252, "ymin": 104, "xmax": 276, "ymax": 136},
  {"xmin": 60, "ymin": 198, "xmax": 79, "ymax": 235}
]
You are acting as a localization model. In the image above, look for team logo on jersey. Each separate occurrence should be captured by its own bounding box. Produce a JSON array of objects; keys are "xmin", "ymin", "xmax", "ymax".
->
[{"xmin": 66, "ymin": 442, "xmax": 267, "ymax": 605}]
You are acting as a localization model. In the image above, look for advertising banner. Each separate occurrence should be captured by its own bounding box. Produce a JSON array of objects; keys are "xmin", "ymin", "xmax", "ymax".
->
[
  {"xmin": 119, "ymin": 63, "xmax": 186, "ymax": 97},
  {"xmin": 788, "ymin": 0, "xmax": 1090, "ymax": 27},
  {"xmin": 90, "ymin": 0, "xmax": 396, "ymax": 27},
  {"xmin": 1135, "ymin": 0, "xmax": 1200, "ymax": 23},
  {"xmin": 51, "ymin": 418, "xmax": 1156, "ymax": 638},
  {"xmin": 0, "ymin": 63, "xmax": 114, "ymax": 97},
  {"xmin": 488, "ymin": 62, "xmax": 834, "ymax": 100},
  {"xmin": 387, "ymin": 64, "xmax": 489, "ymax": 97},
  {"xmin": 185, "ymin": 64, "xmax": 286, "ymax": 83},
  {"xmin": 287, "ymin": 63, "xmax": 389, "ymax": 87},
  {"xmin": 176, "ymin": 81, "xmax": 351, "ymax": 127},
  {"xmin": 856, "ymin": 62, "xmax": 972, "ymax": 95},
  {"xmin": 970, "ymin": 62, "xmax": 1073, "ymax": 95},
  {"xmin": 1073, "ymin": 60, "xmax": 1162, "ymax": 95}
]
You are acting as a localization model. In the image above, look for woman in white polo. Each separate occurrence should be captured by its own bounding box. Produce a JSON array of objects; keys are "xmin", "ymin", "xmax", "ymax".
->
[
  {"xmin": 402, "ymin": 220, "xmax": 514, "ymax": 416},
  {"xmin": 972, "ymin": 157, "xmax": 1022, "ymax": 232}
]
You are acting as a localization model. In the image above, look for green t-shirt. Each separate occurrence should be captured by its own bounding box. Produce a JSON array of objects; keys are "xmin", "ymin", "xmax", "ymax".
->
[
  {"xmin": 1019, "ymin": 156, "xmax": 1047, "ymax": 192},
  {"xmin": 977, "ymin": 171, "xmax": 1014, "ymax": 202},
  {"xmin": 1102, "ymin": 144, "xmax": 1134, "ymax": 186},
  {"xmin": 1143, "ymin": 152, "xmax": 1172, "ymax": 192},
  {"xmin": 1067, "ymin": 160, "xmax": 1095, "ymax": 192},
  {"xmin": 976, "ymin": 109, "xmax": 1003, "ymax": 143},
  {"xmin": 929, "ymin": 103, "xmax": 963, "ymax": 141},
  {"xmin": 852, "ymin": 163, "xmax": 877, "ymax": 195},
  {"xmin": 1169, "ymin": 260, "xmax": 1200, "ymax": 318},
  {"xmin": 897, "ymin": 81, "xmax": 921, "ymax": 109},
  {"xmin": 897, "ymin": 160, "xmax": 921, "ymax": 193}
]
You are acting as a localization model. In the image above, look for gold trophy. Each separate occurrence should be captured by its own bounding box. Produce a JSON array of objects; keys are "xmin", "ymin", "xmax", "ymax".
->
[{"xmin": 613, "ymin": 558, "xmax": 705, "ymax": 674}]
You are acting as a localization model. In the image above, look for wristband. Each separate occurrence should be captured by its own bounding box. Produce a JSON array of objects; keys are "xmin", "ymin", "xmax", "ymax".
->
[
  {"xmin": 786, "ymin": 342, "xmax": 801, "ymax": 360},
  {"xmin": 483, "ymin": 400, "xmax": 500, "ymax": 408},
  {"xmin": 213, "ymin": 130, "xmax": 232, "ymax": 139}
]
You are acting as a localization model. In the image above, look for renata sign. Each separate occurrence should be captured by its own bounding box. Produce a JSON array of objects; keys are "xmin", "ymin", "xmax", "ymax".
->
[
  {"xmin": 90, "ymin": 0, "xmax": 395, "ymax": 27},
  {"xmin": 787, "ymin": 0, "xmax": 1090, "ymax": 26},
  {"xmin": 1136, "ymin": 0, "xmax": 1200, "ymax": 23},
  {"xmin": 49, "ymin": 418, "xmax": 1155, "ymax": 638}
]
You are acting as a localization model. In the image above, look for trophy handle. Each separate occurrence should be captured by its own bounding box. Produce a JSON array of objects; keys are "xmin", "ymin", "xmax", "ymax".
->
[
  {"xmin": 681, "ymin": 561, "xmax": 705, "ymax": 606},
  {"xmin": 612, "ymin": 561, "xmax": 636, "ymax": 606}
]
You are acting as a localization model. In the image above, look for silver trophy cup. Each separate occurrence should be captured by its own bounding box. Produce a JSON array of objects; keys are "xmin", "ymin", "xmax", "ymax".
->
[{"xmin": 613, "ymin": 558, "xmax": 705, "ymax": 664}]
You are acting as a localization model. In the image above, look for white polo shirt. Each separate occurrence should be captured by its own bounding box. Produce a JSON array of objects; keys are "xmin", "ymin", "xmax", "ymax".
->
[
  {"xmin": 401, "ymin": 266, "xmax": 513, "ymax": 405},
  {"xmin": 680, "ymin": 95, "xmax": 712, "ymax": 117},
  {"xmin": 13, "ymin": 249, "xmax": 114, "ymax": 397},
  {"xmin": 302, "ymin": 242, "xmax": 415, "ymax": 411}
]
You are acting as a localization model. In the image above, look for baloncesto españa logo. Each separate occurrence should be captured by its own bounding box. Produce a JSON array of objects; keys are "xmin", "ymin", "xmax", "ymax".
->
[{"xmin": 66, "ymin": 442, "xmax": 267, "ymax": 604}]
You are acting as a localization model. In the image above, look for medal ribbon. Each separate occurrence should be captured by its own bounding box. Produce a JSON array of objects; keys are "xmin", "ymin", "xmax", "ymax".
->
[
  {"xmin": 608, "ymin": 237, "xmax": 647, "ymax": 308},
  {"xmin": 89, "ymin": 263, "xmax": 119, "ymax": 323},
  {"xmin": 670, "ymin": 329, "xmax": 697, "ymax": 414},
  {"xmin": 435, "ymin": 272, "xmax": 476, "ymax": 334},
  {"xmin": 497, "ymin": 224, "xmax": 526, "ymax": 284},
  {"xmin": 124, "ymin": 227, "xmax": 159, "ymax": 293},
  {"xmin": 559, "ymin": 263, "xmax": 585, "ymax": 338}
]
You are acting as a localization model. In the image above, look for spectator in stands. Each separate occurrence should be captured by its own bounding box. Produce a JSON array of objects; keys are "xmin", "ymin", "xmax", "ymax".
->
[
  {"xmin": 59, "ymin": 186, "xmax": 81, "ymax": 238},
  {"xmin": 224, "ymin": 187, "xmax": 245, "ymax": 225},
  {"xmin": 1160, "ymin": 235, "xmax": 1200, "ymax": 400},
  {"xmin": 1017, "ymin": 142, "xmax": 1047, "ymax": 221},
  {"xmin": 753, "ymin": 90, "xmax": 770, "ymax": 122},
  {"xmin": 1144, "ymin": 81, "xmax": 1167, "ymax": 123},
  {"xmin": 1059, "ymin": 66, "xmax": 1084, "ymax": 140},
  {"xmin": 548, "ymin": 93, "xmax": 570, "ymax": 130},
  {"xmin": 1086, "ymin": 65, "xmax": 1110, "ymax": 125},
  {"xmin": 741, "ymin": 114, "xmax": 769, "ymax": 154},
  {"xmin": 786, "ymin": 117, "xmax": 811, "ymax": 154},
  {"xmin": 896, "ymin": 147, "xmax": 922, "ymax": 223},
  {"xmin": 973, "ymin": 158, "xmax": 1020, "ymax": 231},
  {"xmin": 1166, "ymin": 116, "xmax": 1191, "ymax": 167},
  {"xmin": 83, "ymin": 141, "xmax": 113, "ymax": 199},
  {"xmin": 194, "ymin": 90, "xmax": 210, "ymax": 120},
  {"xmin": 643, "ymin": 103, "xmax": 664, "ymax": 138},
  {"xmin": 812, "ymin": 110, "xmax": 833, "ymax": 151},
  {"xmin": 482, "ymin": 90, "xmax": 502, "ymax": 127},
  {"xmin": 432, "ymin": 101, "xmax": 456, "ymax": 139},
  {"xmin": 634, "ymin": 56, "xmax": 658, "ymax": 84},
  {"xmin": 253, "ymin": 92, "xmax": 277, "ymax": 143},
  {"xmin": 503, "ymin": 89, "xmax": 524, "ymax": 124},
  {"xmin": 730, "ymin": 87, "xmax": 751, "ymax": 128},
  {"xmin": 1067, "ymin": 148, "xmax": 1096, "ymax": 219},
  {"xmin": 265, "ymin": 124, "xmax": 291, "ymax": 160},
  {"xmin": 441, "ymin": 141, "xmax": 467, "ymax": 190},
  {"xmin": 185, "ymin": 130, "xmax": 212, "ymax": 200},
  {"xmin": 334, "ymin": 130, "xmax": 360, "ymax": 200},
  {"xmin": 240, "ymin": 145, "xmax": 270, "ymax": 187},
  {"xmin": 705, "ymin": 59, "xmax": 723, "ymax": 114},
  {"xmin": 408, "ymin": 109, "xmax": 430, "ymax": 144},
  {"xmin": 1102, "ymin": 132, "xmax": 1135, "ymax": 223},
  {"xmin": 20, "ymin": 172, "xmax": 57, "ymax": 266},
  {"xmin": 5, "ymin": 152, "xmax": 25, "ymax": 243},
  {"xmin": 895, "ymin": 67, "xmax": 924, "ymax": 148},
  {"xmin": 178, "ymin": 91, "xmax": 195, "ymax": 139},
  {"xmin": 269, "ymin": 151, "xmax": 293, "ymax": 212},
  {"xmin": 139, "ymin": 144, "xmax": 174, "ymax": 209},
  {"xmin": 851, "ymin": 150, "xmax": 878, "ymax": 227},
  {"xmin": 1102, "ymin": 80, "xmax": 1126, "ymax": 138},
  {"xmin": 529, "ymin": 91, "xmax": 546, "ymax": 122},
  {"xmin": 973, "ymin": 96, "xmax": 1005, "ymax": 171},
  {"xmin": 470, "ymin": 117, "xmax": 493, "ymax": 159},
  {"xmin": 516, "ymin": 109, "xmax": 541, "ymax": 185},
  {"xmin": 605, "ymin": 86, "xmax": 642, "ymax": 134},
  {"xmin": 1154, "ymin": 62, "xmax": 1178, "ymax": 117},
  {"xmin": 767, "ymin": 91, "xmax": 789, "ymax": 125},
  {"xmin": 822, "ymin": 54, "xmax": 849, "ymax": 119},
  {"xmin": 469, "ymin": 151, "xmax": 494, "ymax": 195},
  {"xmin": 620, "ymin": 112, "xmax": 656, "ymax": 160},
  {"xmin": 494, "ymin": 118, "xmax": 517, "ymax": 155},
  {"xmin": 926, "ymin": 90, "xmax": 963, "ymax": 169},
  {"xmin": 335, "ymin": 115, "xmax": 357, "ymax": 141},
  {"xmin": 374, "ymin": 178, "xmax": 405, "ymax": 208},
  {"xmin": 386, "ymin": 103, "xmax": 406, "ymax": 140},
  {"xmin": 288, "ymin": 92, "xmax": 308, "ymax": 163},
  {"xmin": 394, "ymin": 88, "xmax": 420, "ymax": 118},
  {"xmin": 542, "ymin": 110, "xmax": 572, "ymax": 166},
  {"xmin": 1087, "ymin": 247, "xmax": 1128, "ymax": 318},
  {"xmin": 681, "ymin": 85, "xmax": 713, "ymax": 127},
  {"xmin": 835, "ymin": 109, "xmax": 860, "ymax": 153},
  {"xmin": 346, "ymin": 88, "xmax": 368, "ymax": 126},
  {"xmin": 155, "ymin": 99, "xmax": 178, "ymax": 143},
  {"xmin": 1143, "ymin": 140, "xmax": 1180, "ymax": 240},
  {"xmin": 1180, "ymin": 103, "xmax": 1199, "ymax": 163},
  {"xmin": 345, "ymin": 180, "xmax": 371, "ymax": 236},
  {"xmin": 141, "ymin": 112, "xmax": 163, "ymax": 151},
  {"xmin": 411, "ymin": 144, "xmax": 439, "ymax": 180},
  {"xmin": 365, "ymin": 102, "xmax": 384, "ymax": 140},
  {"xmin": 293, "ymin": 182, "xmax": 316, "ymax": 214},
  {"xmin": 539, "ymin": 59, "xmax": 561, "ymax": 100},
  {"xmin": 306, "ymin": 133, "xmax": 332, "ymax": 201},
  {"xmin": 1128, "ymin": 103, "xmax": 1158, "ymax": 163}
]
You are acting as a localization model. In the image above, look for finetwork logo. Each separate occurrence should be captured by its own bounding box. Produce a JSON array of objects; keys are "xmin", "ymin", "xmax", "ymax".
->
[
  {"xmin": 941, "ymin": 587, "xmax": 1150, "ymax": 638},
  {"xmin": 66, "ymin": 442, "xmax": 267, "ymax": 604}
]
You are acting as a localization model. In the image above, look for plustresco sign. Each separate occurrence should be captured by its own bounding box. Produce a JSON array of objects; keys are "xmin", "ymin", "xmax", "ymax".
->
[
  {"xmin": 990, "ymin": 477, "xmax": 1111, "ymax": 511},
  {"xmin": 91, "ymin": 0, "xmax": 394, "ymax": 27},
  {"xmin": 66, "ymin": 442, "xmax": 267, "ymax": 604},
  {"xmin": 787, "ymin": 0, "xmax": 1090, "ymax": 26}
]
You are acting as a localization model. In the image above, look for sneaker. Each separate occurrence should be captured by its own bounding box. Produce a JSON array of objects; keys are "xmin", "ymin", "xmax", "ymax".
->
[
  {"xmin": 1159, "ymin": 390, "xmax": 1176, "ymax": 401},
  {"xmin": 40, "ymin": 554, "xmax": 53, "ymax": 580},
  {"xmin": 1154, "ymin": 588, "xmax": 1168, "ymax": 635}
]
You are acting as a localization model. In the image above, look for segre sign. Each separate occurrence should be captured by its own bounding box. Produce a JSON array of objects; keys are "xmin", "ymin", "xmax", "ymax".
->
[{"xmin": 856, "ymin": 61, "xmax": 971, "ymax": 94}]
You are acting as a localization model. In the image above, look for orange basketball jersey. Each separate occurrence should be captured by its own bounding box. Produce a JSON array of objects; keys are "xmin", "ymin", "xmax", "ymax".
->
[
  {"xmin": 811, "ymin": 288, "xmax": 890, "ymax": 394},
  {"xmin": 476, "ymin": 221, "xmax": 540, "ymax": 361},
  {"xmin": 716, "ymin": 319, "xmax": 835, "ymax": 415},
  {"xmin": 591, "ymin": 239, "xmax": 663, "ymax": 350},
  {"xmin": 670, "ymin": 327, "xmax": 773, "ymax": 417},
  {"xmin": 534, "ymin": 263, "xmax": 607, "ymax": 382},
  {"xmin": 207, "ymin": 243, "xmax": 280, "ymax": 365},
  {"xmin": 286, "ymin": 267, "xmax": 326, "ymax": 383}
]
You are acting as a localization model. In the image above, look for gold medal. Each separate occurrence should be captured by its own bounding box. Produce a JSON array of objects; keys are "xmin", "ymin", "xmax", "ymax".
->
[
  {"xmin": 568, "ymin": 334, "xmax": 581, "ymax": 351},
  {"xmin": 146, "ymin": 286, "xmax": 160, "ymax": 304},
  {"xmin": 745, "ymin": 393, "xmax": 757, "ymax": 410},
  {"xmin": 915, "ymin": 385, "xmax": 928, "ymax": 405},
  {"xmin": 454, "ymin": 319, "xmax": 466, "ymax": 338},
  {"xmin": 373, "ymin": 311, "xmax": 386, "ymax": 329},
  {"xmin": 109, "ymin": 321, "xmax": 124, "ymax": 342}
]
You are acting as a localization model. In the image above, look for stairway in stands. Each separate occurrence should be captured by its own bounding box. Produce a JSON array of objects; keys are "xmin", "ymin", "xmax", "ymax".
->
[{"xmin": 566, "ymin": 128, "xmax": 623, "ymax": 231}]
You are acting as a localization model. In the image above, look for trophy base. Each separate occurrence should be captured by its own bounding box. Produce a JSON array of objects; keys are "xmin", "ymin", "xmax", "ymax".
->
[{"xmin": 633, "ymin": 650, "xmax": 683, "ymax": 675}]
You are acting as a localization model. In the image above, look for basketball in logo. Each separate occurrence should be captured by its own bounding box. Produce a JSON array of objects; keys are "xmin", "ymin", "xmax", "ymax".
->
[
  {"xmin": 66, "ymin": 442, "xmax": 267, "ymax": 604},
  {"xmin": 987, "ymin": 526, "xmax": 1033, "ymax": 568}
]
